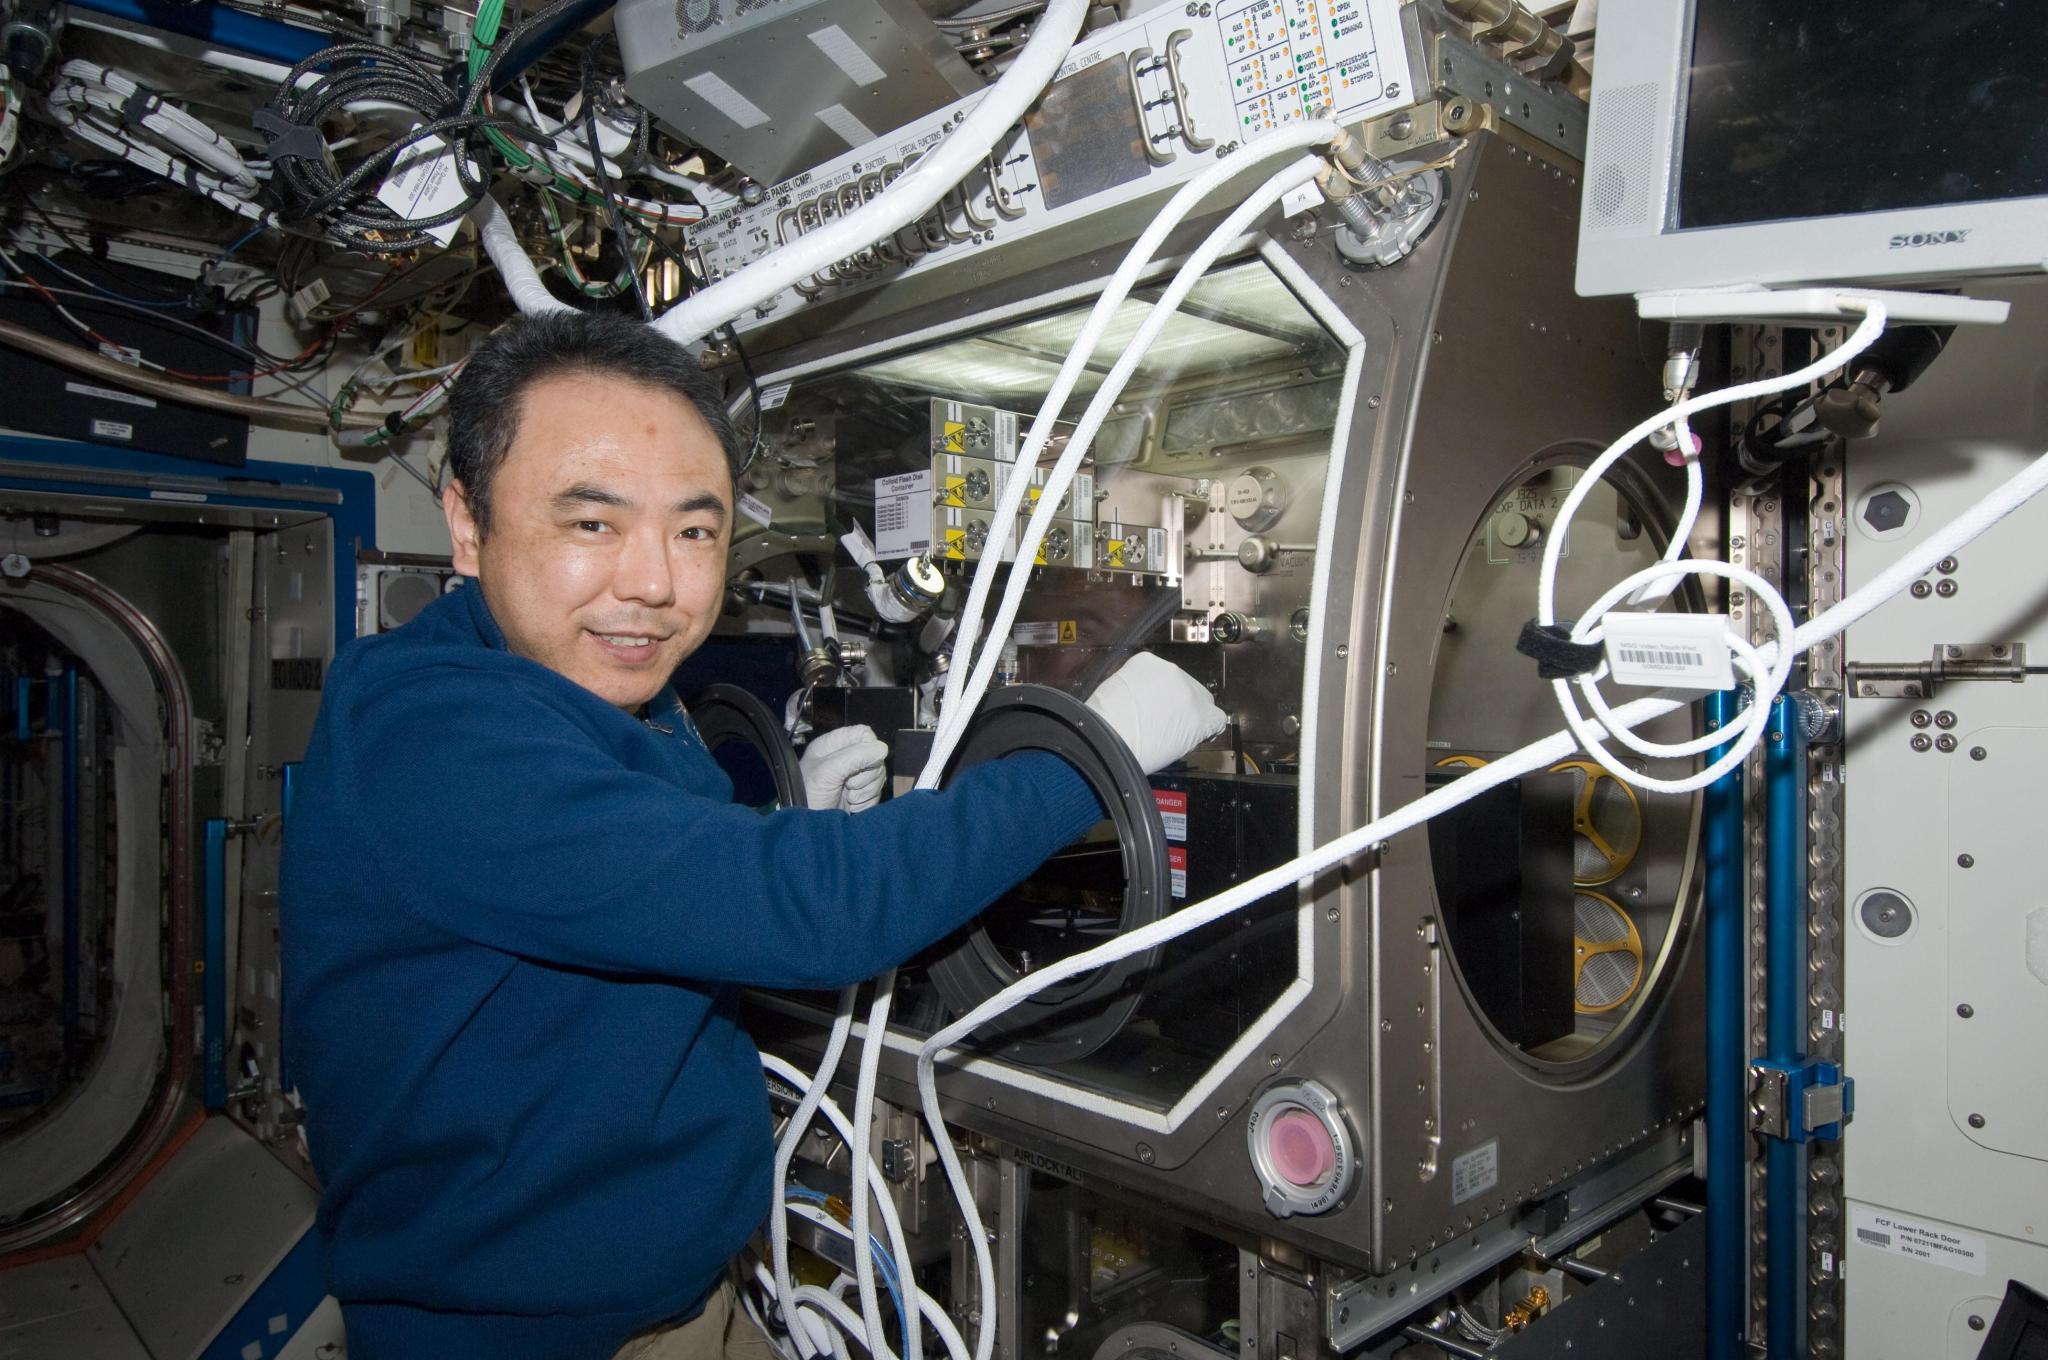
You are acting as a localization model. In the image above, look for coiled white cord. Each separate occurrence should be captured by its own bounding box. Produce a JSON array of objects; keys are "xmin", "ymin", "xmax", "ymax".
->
[{"xmin": 1536, "ymin": 303, "xmax": 1890, "ymax": 795}]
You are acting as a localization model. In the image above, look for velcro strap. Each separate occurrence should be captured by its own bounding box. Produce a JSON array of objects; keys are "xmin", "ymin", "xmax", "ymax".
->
[
  {"xmin": 1516, "ymin": 619, "xmax": 1605, "ymax": 680},
  {"xmin": 119, "ymin": 84, "xmax": 159, "ymax": 127},
  {"xmin": 253, "ymin": 108, "xmax": 327, "ymax": 166}
]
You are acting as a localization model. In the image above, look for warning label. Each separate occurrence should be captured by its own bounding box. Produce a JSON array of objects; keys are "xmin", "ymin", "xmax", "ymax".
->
[
  {"xmin": 1848, "ymin": 1206, "xmax": 1986, "ymax": 1276},
  {"xmin": 1153, "ymin": 789, "xmax": 1188, "ymax": 842}
]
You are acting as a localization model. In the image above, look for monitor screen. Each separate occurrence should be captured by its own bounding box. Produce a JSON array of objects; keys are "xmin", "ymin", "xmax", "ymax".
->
[{"xmin": 1677, "ymin": 0, "xmax": 2048, "ymax": 232}]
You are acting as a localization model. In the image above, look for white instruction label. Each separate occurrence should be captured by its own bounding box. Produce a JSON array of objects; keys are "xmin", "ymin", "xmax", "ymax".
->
[
  {"xmin": 90, "ymin": 418, "xmax": 134, "ymax": 441},
  {"xmin": 376, "ymin": 126, "xmax": 467, "ymax": 246},
  {"xmin": 736, "ymin": 492, "xmax": 774, "ymax": 528},
  {"xmin": 66, "ymin": 381, "xmax": 156, "ymax": 409},
  {"xmin": 873, "ymin": 469, "xmax": 934, "ymax": 560},
  {"xmin": 758, "ymin": 382, "xmax": 791, "ymax": 412},
  {"xmin": 1451, "ymin": 1139, "xmax": 1500, "ymax": 1204},
  {"xmin": 96, "ymin": 342, "xmax": 142, "ymax": 367},
  {"xmin": 1602, "ymin": 611, "xmax": 1735, "ymax": 691},
  {"xmin": 1849, "ymin": 1206, "xmax": 1985, "ymax": 1276},
  {"xmin": 993, "ymin": 409, "xmax": 1020, "ymax": 462}
]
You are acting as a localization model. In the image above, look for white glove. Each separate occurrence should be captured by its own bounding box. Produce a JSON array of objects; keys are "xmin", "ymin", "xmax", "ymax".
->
[
  {"xmin": 1084, "ymin": 653, "xmax": 1227, "ymax": 775},
  {"xmin": 800, "ymin": 724, "xmax": 890, "ymax": 812}
]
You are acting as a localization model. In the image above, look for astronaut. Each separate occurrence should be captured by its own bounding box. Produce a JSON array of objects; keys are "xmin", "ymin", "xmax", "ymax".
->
[{"xmin": 281, "ymin": 310, "xmax": 1222, "ymax": 1360}]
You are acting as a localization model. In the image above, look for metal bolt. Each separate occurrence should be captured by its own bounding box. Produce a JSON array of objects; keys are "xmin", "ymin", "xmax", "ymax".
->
[
  {"xmin": 1910, "ymin": 733, "xmax": 1932, "ymax": 752},
  {"xmin": 1910, "ymin": 580, "xmax": 1934, "ymax": 598},
  {"xmin": 1958, "ymin": 853, "xmax": 1976, "ymax": 869},
  {"xmin": 1970, "ymin": 747, "xmax": 1987, "ymax": 761},
  {"xmin": 1366, "ymin": 394, "xmax": 1381, "ymax": 409},
  {"xmin": 1970, "ymin": 1315, "xmax": 1986, "ymax": 1332},
  {"xmin": 1957, "ymin": 1004, "xmax": 1974, "ymax": 1019},
  {"xmin": 1993, "ymin": 644, "xmax": 2009, "ymax": 658},
  {"xmin": 1910, "ymin": 710, "xmax": 1932, "ymax": 728},
  {"xmin": 1947, "ymin": 645, "xmax": 1965, "ymax": 660},
  {"xmin": 1136, "ymin": 1142, "xmax": 1155, "ymax": 1164},
  {"xmin": 1968, "ymin": 1113, "xmax": 1986, "ymax": 1129},
  {"xmin": 1935, "ymin": 710, "xmax": 1957, "ymax": 728},
  {"xmin": 1937, "ymin": 734, "xmax": 1958, "ymax": 752},
  {"xmin": 1936, "ymin": 579, "xmax": 1959, "ymax": 597},
  {"xmin": 1937, "ymin": 556, "xmax": 1959, "ymax": 574}
]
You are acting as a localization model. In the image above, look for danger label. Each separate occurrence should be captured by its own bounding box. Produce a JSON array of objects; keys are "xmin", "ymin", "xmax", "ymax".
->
[
  {"xmin": 1849, "ymin": 1205, "xmax": 1985, "ymax": 1276},
  {"xmin": 1168, "ymin": 846, "xmax": 1187, "ymax": 899},
  {"xmin": 1153, "ymin": 789, "xmax": 1188, "ymax": 841}
]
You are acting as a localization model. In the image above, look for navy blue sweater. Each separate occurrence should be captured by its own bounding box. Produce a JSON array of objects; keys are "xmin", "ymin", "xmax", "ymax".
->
[{"xmin": 281, "ymin": 583, "xmax": 1099, "ymax": 1359}]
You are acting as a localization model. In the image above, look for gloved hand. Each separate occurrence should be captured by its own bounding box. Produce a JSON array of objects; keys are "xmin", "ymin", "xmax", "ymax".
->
[
  {"xmin": 1084, "ymin": 653, "xmax": 1227, "ymax": 775},
  {"xmin": 800, "ymin": 724, "xmax": 890, "ymax": 812}
]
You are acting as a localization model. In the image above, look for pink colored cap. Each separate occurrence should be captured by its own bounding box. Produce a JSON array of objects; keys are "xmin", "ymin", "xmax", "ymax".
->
[{"xmin": 1268, "ymin": 1110, "xmax": 1335, "ymax": 1186}]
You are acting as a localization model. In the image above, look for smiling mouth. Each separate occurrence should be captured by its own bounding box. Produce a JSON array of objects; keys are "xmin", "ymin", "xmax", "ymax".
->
[{"xmin": 586, "ymin": 629, "xmax": 673, "ymax": 658}]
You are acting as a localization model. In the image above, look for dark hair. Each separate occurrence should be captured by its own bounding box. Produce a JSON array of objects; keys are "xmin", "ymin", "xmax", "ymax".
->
[{"xmin": 446, "ymin": 311, "xmax": 741, "ymax": 533}]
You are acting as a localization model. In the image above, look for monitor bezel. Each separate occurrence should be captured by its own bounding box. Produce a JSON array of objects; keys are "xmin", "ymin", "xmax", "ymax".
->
[{"xmin": 1574, "ymin": 0, "xmax": 2048, "ymax": 300}]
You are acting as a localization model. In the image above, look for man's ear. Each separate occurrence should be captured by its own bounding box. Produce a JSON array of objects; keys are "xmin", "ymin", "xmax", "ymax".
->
[{"xmin": 444, "ymin": 480, "xmax": 483, "ymax": 577}]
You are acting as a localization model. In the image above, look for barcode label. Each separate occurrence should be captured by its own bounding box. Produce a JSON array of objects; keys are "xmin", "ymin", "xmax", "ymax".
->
[
  {"xmin": 1616, "ymin": 646, "xmax": 1705, "ymax": 669},
  {"xmin": 1850, "ymin": 1206, "xmax": 1986, "ymax": 1276},
  {"xmin": 1602, "ymin": 611, "xmax": 1736, "ymax": 691}
]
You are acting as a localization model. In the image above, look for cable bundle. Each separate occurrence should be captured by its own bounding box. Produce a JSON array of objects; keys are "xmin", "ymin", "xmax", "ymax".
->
[
  {"xmin": 35, "ymin": 59, "xmax": 271, "ymax": 223},
  {"xmin": 258, "ymin": 42, "xmax": 536, "ymax": 253}
]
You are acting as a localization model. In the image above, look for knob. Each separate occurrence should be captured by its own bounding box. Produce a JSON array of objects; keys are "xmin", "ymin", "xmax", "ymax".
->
[
  {"xmin": 1226, "ymin": 465, "xmax": 1289, "ymax": 533},
  {"xmin": 1491, "ymin": 509, "xmax": 1539, "ymax": 549}
]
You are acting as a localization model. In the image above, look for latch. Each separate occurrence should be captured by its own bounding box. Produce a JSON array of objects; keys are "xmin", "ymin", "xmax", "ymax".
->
[
  {"xmin": 1846, "ymin": 642, "xmax": 2035, "ymax": 699},
  {"xmin": 1750, "ymin": 1058, "xmax": 1854, "ymax": 1143}
]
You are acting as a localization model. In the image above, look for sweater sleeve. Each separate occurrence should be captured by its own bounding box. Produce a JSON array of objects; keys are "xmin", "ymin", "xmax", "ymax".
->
[{"xmin": 344, "ymin": 665, "xmax": 1104, "ymax": 988}]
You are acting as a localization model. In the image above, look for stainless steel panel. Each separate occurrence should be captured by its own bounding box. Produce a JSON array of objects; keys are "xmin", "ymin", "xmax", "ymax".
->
[{"xmin": 88, "ymin": 1116, "xmax": 318, "ymax": 1360}]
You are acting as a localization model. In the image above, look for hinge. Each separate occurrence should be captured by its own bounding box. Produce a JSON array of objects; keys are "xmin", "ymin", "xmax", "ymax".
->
[{"xmin": 1847, "ymin": 642, "xmax": 2032, "ymax": 699}]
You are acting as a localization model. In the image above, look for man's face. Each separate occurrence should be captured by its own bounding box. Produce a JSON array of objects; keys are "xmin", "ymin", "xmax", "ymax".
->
[{"xmin": 443, "ymin": 372, "xmax": 732, "ymax": 710}]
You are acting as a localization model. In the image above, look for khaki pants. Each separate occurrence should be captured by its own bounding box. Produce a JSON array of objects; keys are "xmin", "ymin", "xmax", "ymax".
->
[{"xmin": 612, "ymin": 1280, "xmax": 781, "ymax": 1360}]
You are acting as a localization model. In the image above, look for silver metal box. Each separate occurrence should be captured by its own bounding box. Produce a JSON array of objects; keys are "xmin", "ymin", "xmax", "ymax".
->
[{"xmin": 616, "ymin": 0, "xmax": 983, "ymax": 186}]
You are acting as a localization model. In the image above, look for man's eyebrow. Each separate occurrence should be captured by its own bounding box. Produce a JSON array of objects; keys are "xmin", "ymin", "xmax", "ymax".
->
[
  {"xmin": 551, "ymin": 483, "xmax": 634, "ymax": 511},
  {"xmin": 675, "ymin": 491, "xmax": 728, "ymax": 519}
]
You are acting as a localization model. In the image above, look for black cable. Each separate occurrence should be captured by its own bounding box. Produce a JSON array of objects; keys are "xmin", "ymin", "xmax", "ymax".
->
[
  {"xmin": 724, "ymin": 323, "xmax": 762, "ymax": 477},
  {"xmin": 0, "ymin": 278, "xmax": 336, "ymax": 404},
  {"xmin": 579, "ymin": 37, "xmax": 651, "ymax": 321},
  {"xmin": 259, "ymin": 42, "xmax": 548, "ymax": 253}
]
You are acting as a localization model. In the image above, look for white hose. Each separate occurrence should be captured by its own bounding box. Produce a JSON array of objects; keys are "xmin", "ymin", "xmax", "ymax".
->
[
  {"xmin": 757, "ymin": 1052, "xmax": 968, "ymax": 1360},
  {"xmin": 650, "ymin": 0, "xmax": 1089, "ymax": 346},
  {"xmin": 471, "ymin": 195, "xmax": 575, "ymax": 315},
  {"xmin": 919, "ymin": 123, "xmax": 1342, "ymax": 784}
]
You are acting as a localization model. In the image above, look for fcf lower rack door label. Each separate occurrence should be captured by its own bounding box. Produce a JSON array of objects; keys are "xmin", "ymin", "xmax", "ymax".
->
[{"xmin": 1849, "ymin": 1205, "xmax": 1986, "ymax": 1276}]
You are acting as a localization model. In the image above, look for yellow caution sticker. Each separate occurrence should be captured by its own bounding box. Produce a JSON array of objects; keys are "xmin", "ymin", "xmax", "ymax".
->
[
  {"xmin": 943, "ymin": 526, "xmax": 968, "ymax": 560},
  {"xmin": 942, "ymin": 421, "xmax": 966, "ymax": 454},
  {"xmin": 1058, "ymin": 620, "xmax": 1078, "ymax": 644}
]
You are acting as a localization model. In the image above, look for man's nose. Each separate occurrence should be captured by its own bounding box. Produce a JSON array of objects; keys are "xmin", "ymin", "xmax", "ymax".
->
[{"xmin": 613, "ymin": 527, "xmax": 677, "ymax": 608}]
